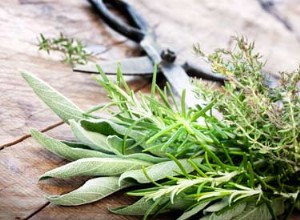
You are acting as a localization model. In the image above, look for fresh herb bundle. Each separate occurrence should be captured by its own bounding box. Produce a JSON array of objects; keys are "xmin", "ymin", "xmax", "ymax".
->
[
  {"xmin": 38, "ymin": 33, "xmax": 91, "ymax": 65},
  {"xmin": 23, "ymin": 38, "xmax": 299, "ymax": 220}
]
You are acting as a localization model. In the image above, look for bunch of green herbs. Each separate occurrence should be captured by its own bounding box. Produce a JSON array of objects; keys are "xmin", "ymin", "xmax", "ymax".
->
[{"xmin": 23, "ymin": 37, "xmax": 299, "ymax": 219}]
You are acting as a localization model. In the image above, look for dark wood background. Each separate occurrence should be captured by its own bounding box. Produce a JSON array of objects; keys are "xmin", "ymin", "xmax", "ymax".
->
[{"xmin": 0, "ymin": 0, "xmax": 299, "ymax": 219}]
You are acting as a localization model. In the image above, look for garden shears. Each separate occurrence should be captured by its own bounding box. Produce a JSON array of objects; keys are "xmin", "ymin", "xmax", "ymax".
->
[{"xmin": 74, "ymin": 0, "xmax": 227, "ymax": 107}]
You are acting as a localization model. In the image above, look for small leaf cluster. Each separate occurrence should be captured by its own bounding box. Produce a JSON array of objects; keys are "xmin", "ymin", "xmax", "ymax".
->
[{"xmin": 38, "ymin": 33, "xmax": 91, "ymax": 66}]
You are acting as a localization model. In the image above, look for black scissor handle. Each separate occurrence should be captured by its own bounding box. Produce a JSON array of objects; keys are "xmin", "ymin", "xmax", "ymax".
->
[{"xmin": 88, "ymin": 0, "xmax": 149, "ymax": 43}]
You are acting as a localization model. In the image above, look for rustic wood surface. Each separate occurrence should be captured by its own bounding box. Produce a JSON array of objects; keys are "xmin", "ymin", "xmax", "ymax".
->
[{"xmin": 0, "ymin": 0, "xmax": 299, "ymax": 219}]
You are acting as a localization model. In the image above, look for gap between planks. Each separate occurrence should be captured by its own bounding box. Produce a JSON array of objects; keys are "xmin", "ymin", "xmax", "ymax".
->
[
  {"xmin": 0, "ymin": 121, "xmax": 64, "ymax": 150},
  {"xmin": 0, "ymin": 77, "xmax": 151, "ymax": 151}
]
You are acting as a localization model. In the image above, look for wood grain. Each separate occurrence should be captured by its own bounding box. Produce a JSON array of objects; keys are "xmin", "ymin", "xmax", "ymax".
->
[{"xmin": 0, "ymin": 0, "xmax": 299, "ymax": 219}]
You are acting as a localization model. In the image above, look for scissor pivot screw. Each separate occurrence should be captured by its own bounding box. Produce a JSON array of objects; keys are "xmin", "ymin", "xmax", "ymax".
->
[{"xmin": 161, "ymin": 49, "xmax": 176, "ymax": 63}]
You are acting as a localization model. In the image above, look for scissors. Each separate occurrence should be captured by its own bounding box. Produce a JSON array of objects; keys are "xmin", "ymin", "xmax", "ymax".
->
[{"xmin": 74, "ymin": 0, "xmax": 227, "ymax": 107}]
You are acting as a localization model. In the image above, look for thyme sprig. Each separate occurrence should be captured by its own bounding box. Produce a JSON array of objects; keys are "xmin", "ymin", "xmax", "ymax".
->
[{"xmin": 38, "ymin": 33, "xmax": 91, "ymax": 65}]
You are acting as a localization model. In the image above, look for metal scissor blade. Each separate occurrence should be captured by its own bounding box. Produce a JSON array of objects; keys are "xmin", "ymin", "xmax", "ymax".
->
[
  {"xmin": 160, "ymin": 62, "xmax": 222, "ymax": 119},
  {"xmin": 159, "ymin": 62, "xmax": 205, "ymax": 108},
  {"xmin": 73, "ymin": 56, "xmax": 154, "ymax": 75}
]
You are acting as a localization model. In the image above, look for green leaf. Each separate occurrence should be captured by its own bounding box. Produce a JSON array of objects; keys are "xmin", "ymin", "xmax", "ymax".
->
[
  {"xmin": 69, "ymin": 120, "xmax": 113, "ymax": 153},
  {"xmin": 80, "ymin": 119, "xmax": 145, "ymax": 141},
  {"xmin": 110, "ymin": 196, "xmax": 192, "ymax": 216},
  {"xmin": 232, "ymin": 199, "xmax": 285, "ymax": 220},
  {"xmin": 200, "ymin": 202, "xmax": 247, "ymax": 220},
  {"xmin": 106, "ymin": 135, "xmax": 137, "ymax": 155},
  {"xmin": 62, "ymin": 141, "xmax": 91, "ymax": 149},
  {"xmin": 122, "ymin": 153, "xmax": 168, "ymax": 164},
  {"xmin": 40, "ymin": 158, "xmax": 152, "ymax": 180},
  {"xmin": 203, "ymin": 198, "xmax": 229, "ymax": 214},
  {"xmin": 22, "ymin": 71, "xmax": 84, "ymax": 121},
  {"xmin": 31, "ymin": 129, "xmax": 115, "ymax": 161},
  {"xmin": 110, "ymin": 197, "xmax": 157, "ymax": 216},
  {"xmin": 119, "ymin": 158, "xmax": 203, "ymax": 184},
  {"xmin": 177, "ymin": 201, "xmax": 210, "ymax": 220},
  {"xmin": 47, "ymin": 177, "xmax": 134, "ymax": 206}
]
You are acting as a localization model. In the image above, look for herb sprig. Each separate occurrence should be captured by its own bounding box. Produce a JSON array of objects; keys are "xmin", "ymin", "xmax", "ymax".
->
[
  {"xmin": 38, "ymin": 33, "xmax": 91, "ymax": 66},
  {"xmin": 23, "ymin": 37, "xmax": 299, "ymax": 219}
]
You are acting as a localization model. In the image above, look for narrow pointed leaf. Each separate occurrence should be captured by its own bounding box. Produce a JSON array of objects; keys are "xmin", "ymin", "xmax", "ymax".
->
[
  {"xmin": 119, "ymin": 158, "xmax": 203, "ymax": 184},
  {"xmin": 40, "ymin": 158, "xmax": 152, "ymax": 180},
  {"xmin": 31, "ymin": 129, "xmax": 115, "ymax": 161},
  {"xmin": 22, "ymin": 71, "xmax": 84, "ymax": 121},
  {"xmin": 47, "ymin": 177, "xmax": 134, "ymax": 206}
]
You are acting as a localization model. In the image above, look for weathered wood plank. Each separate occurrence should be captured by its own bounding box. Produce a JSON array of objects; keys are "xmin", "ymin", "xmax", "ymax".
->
[{"xmin": 0, "ymin": 0, "xmax": 148, "ymax": 147}]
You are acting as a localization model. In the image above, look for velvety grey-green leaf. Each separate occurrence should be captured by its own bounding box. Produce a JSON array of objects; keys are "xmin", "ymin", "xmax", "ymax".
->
[
  {"xmin": 80, "ymin": 119, "xmax": 165, "ymax": 157},
  {"xmin": 40, "ymin": 157, "xmax": 152, "ymax": 180},
  {"xmin": 80, "ymin": 119, "xmax": 144, "ymax": 141},
  {"xmin": 203, "ymin": 198, "xmax": 229, "ymax": 214},
  {"xmin": 22, "ymin": 71, "xmax": 84, "ymax": 121},
  {"xmin": 31, "ymin": 129, "xmax": 115, "ymax": 161},
  {"xmin": 110, "ymin": 196, "xmax": 191, "ymax": 216},
  {"xmin": 200, "ymin": 202, "xmax": 247, "ymax": 220},
  {"xmin": 232, "ymin": 199, "xmax": 285, "ymax": 220},
  {"xmin": 110, "ymin": 197, "xmax": 156, "ymax": 215},
  {"xmin": 69, "ymin": 120, "xmax": 112, "ymax": 153},
  {"xmin": 62, "ymin": 141, "xmax": 91, "ymax": 149},
  {"xmin": 47, "ymin": 177, "xmax": 134, "ymax": 206},
  {"xmin": 177, "ymin": 201, "xmax": 210, "ymax": 220},
  {"xmin": 122, "ymin": 153, "xmax": 168, "ymax": 164},
  {"xmin": 106, "ymin": 135, "xmax": 137, "ymax": 155},
  {"xmin": 119, "ymin": 158, "xmax": 203, "ymax": 184}
]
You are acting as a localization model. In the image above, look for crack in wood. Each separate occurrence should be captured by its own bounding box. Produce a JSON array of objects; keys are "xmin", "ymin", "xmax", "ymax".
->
[
  {"xmin": 0, "ymin": 121, "xmax": 64, "ymax": 150},
  {"xmin": 23, "ymin": 202, "xmax": 50, "ymax": 220}
]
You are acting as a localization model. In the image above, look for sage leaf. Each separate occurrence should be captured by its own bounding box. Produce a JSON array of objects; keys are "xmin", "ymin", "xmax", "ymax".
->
[
  {"xmin": 203, "ymin": 198, "xmax": 229, "ymax": 214},
  {"xmin": 200, "ymin": 202, "xmax": 247, "ymax": 220},
  {"xmin": 31, "ymin": 129, "xmax": 115, "ymax": 161},
  {"xmin": 110, "ymin": 196, "xmax": 191, "ymax": 216},
  {"xmin": 47, "ymin": 177, "xmax": 134, "ymax": 206},
  {"xmin": 177, "ymin": 202, "xmax": 210, "ymax": 220},
  {"xmin": 110, "ymin": 197, "xmax": 157, "ymax": 216},
  {"xmin": 40, "ymin": 158, "xmax": 152, "ymax": 180},
  {"xmin": 177, "ymin": 201, "xmax": 210, "ymax": 220},
  {"xmin": 69, "ymin": 119, "xmax": 113, "ymax": 153},
  {"xmin": 232, "ymin": 199, "xmax": 285, "ymax": 220},
  {"xmin": 80, "ymin": 119, "xmax": 144, "ymax": 141},
  {"xmin": 62, "ymin": 140, "xmax": 91, "ymax": 149},
  {"xmin": 22, "ymin": 71, "xmax": 84, "ymax": 121},
  {"xmin": 122, "ymin": 153, "xmax": 168, "ymax": 164},
  {"xmin": 106, "ymin": 135, "xmax": 137, "ymax": 155},
  {"xmin": 119, "ymin": 158, "xmax": 203, "ymax": 184}
]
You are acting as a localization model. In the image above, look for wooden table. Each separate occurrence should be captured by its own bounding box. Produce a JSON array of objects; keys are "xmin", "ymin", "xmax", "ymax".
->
[{"xmin": 0, "ymin": 0, "xmax": 299, "ymax": 219}]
